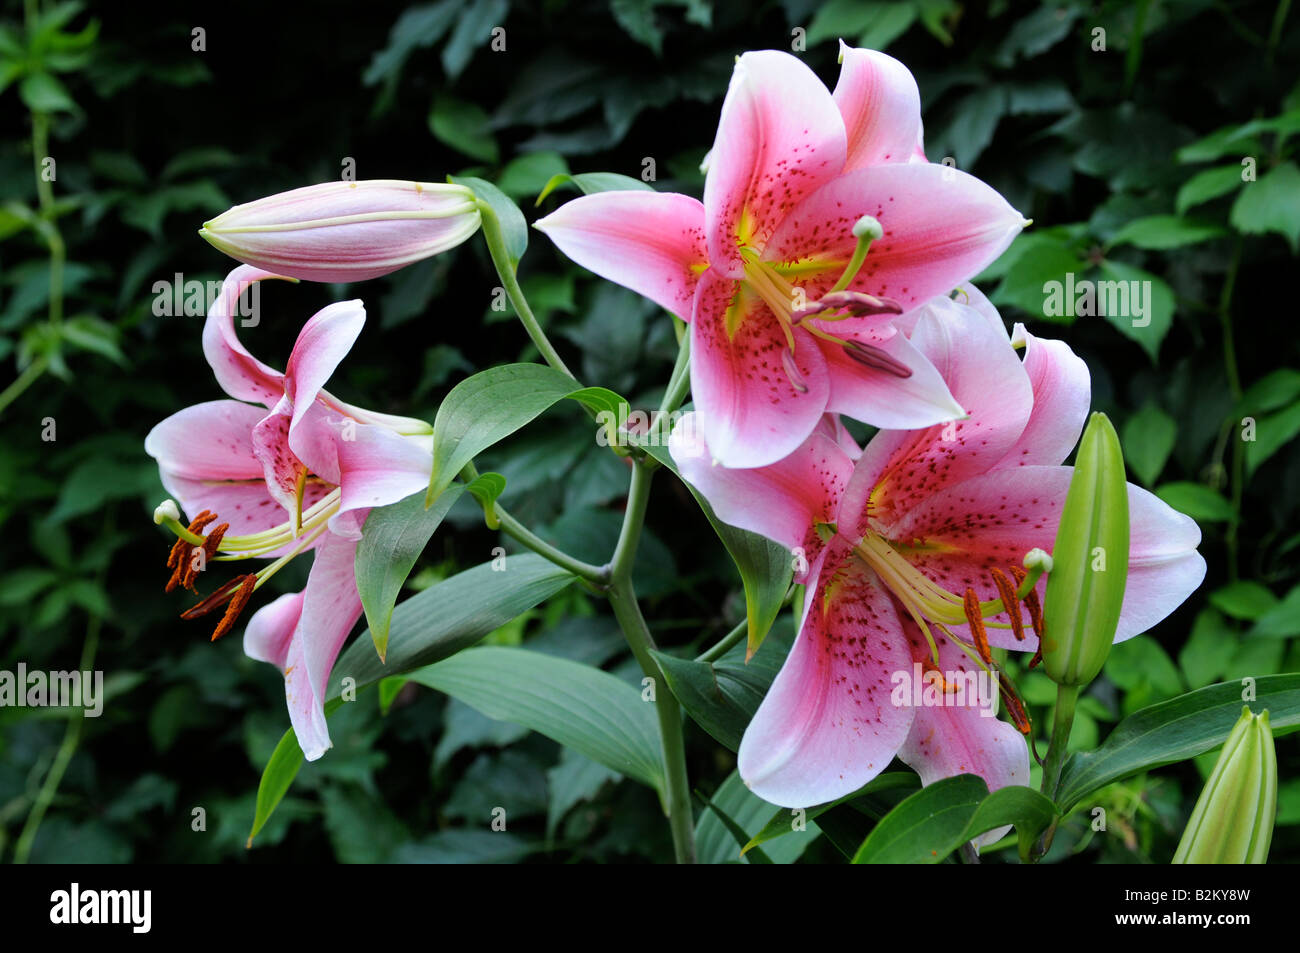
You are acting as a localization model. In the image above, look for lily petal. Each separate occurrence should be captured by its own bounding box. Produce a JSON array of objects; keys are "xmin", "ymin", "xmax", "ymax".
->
[
  {"xmin": 887, "ymin": 466, "xmax": 1205, "ymax": 651},
  {"xmin": 896, "ymin": 624, "xmax": 1030, "ymax": 846},
  {"xmin": 817, "ymin": 321, "xmax": 966, "ymax": 431},
  {"xmin": 690, "ymin": 271, "xmax": 830, "ymax": 468},
  {"xmin": 251, "ymin": 400, "xmax": 307, "ymax": 521},
  {"xmin": 739, "ymin": 538, "xmax": 915, "ymax": 807},
  {"xmin": 281, "ymin": 531, "xmax": 365, "ymax": 761},
  {"xmin": 669, "ymin": 411, "xmax": 854, "ymax": 582},
  {"xmin": 704, "ymin": 50, "xmax": 847, "ymax": 275},
  {"xmin": 764, "ymin": 162, "xmax": 1026, "ymax": 312},
  {"xmin": 287, "ymin": 402, "xmax": 432, "ymax": 538},
  {"xmin": 244, "ymin": 590, "xmax": 306, "ymax": 670},
  {"xmin": 145, "ymin": 399, "xmax": 268, "ymax": 482},
  {"xmin": 201, "ymin": 266, "xmax": 289, "ymax": 406},
  {"xmin": 833, "ymin": 42, "xmax": 923, "ymax": 171},
  {"xmin": 839, "ymin": 298, "xmax": 1034, "ymax": 530},
  {"xmin": 284, "ymin": 299, "xmax": 366, "ymax": 432},
  {"xmin": 994, "ymin": 323, "xmax": 1091, "ymax": 470},
  {"xmin": 535, "ymin": 191, "xmax": 708, "ymax": 319}
]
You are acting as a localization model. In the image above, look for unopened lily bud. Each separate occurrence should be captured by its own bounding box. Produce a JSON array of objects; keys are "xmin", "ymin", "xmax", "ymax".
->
[
  {"xmin": 1173, "ymin": 706, "xmax": 1277, "ymax": 864},
  {"xmin": 200, "ymin": 180, "xmax": 481, "ymax": 283},
  {"xmin": 1040, "ymin": 412, "xmax": 1129, "ymax": 687}
]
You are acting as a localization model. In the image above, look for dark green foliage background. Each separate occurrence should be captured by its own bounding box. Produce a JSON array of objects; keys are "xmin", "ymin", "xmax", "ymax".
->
[{"xmin": 1, "ymin": 0, "xmax": 1297, "ymax": 863}]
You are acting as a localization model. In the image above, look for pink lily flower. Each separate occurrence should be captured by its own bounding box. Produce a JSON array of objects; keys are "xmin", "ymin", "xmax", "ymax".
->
[
  {"xmin": 145, "ymin": 266, "xmax": 433, "ymax": 759},
  {"xmin": 538, "ymin": 44, "xmax": 1027, "ymax": 468},
  {"xmin": 200, "ymin": 180, "xmax": 482, "ymax": 283},
  {"xmin": 669, "ymin": 288, "xmax": 1206, "ymax": 807}
]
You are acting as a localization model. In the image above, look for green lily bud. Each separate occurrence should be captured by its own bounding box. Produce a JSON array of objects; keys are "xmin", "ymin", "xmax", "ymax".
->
[
  {"xmin": 1040, "ymin": 412, "xmax": 1129, "ymax": 686},
  {"xmin": 1173, "ymin": 706, "xmax": 1277, "ymax": 864}
]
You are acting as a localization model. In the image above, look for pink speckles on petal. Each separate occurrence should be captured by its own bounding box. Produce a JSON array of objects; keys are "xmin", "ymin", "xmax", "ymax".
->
[
  {"xmin": 703, "ymin": 50, "xmax": 848, "ymax": 273},
  {"xmin": 739, "ymin": 540, "xmax": 914, "ymax": 807},
  {"xmin": 689, "ymin": 270, "xmax": 830, "ymax": 468}
]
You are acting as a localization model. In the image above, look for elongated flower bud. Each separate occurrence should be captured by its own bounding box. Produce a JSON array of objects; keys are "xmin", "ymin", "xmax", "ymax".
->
[
  {"xmin": 1173, "ymin": 707, "xmax": 1277, "ymax": 864},
  {"xmin": 200, "ymin": 180, "xmax": 482, "ymax": 283},
  {"xmin": 1040, "ymin": 412, "xmax": 1129, "ymax": 686}
]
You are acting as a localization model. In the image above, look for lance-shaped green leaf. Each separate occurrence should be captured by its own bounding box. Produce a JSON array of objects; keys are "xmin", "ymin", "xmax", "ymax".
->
[
  {"xmin": 536, "ymin": 171, "xmax": 654, "ymax": 206},
  {"xmin": 426, "ymin": 363, "xmax": 626, "ymax": 504},
  {"xmin": 1056, "ymin": 673, "xmax": 1300, "ymax": 810},
  {"xmin": 250, "ymin": 554, "xmax": 576, "ymax": 845},
  {"xmin": 743, "ymin": 772, "xmax": 918, "ymax": 856},
  {"xmin": 1041, "ymin": 412, "xmax": 1130, "ymax": 687},
  {"xmin": 331, "ymin": 552, "xmax": 576, "ymax": 695},
  {"xmin": 1173, "ymin": 706, "xmax": 1277, "ymax": 864},
  {"xmin": 406, "ymin": 647, "xmax": 665, "ymax": 792},
  {"xmin": 650, "ymin": 625, "xmax": 792, "ymax": 751},
  {"xmin": 355, "ymin": 485, "xmax": 467, "ymax": 661},
  {"xmin": 850, "ymin": 776, "xmax": 1057, "ymax": 864}
]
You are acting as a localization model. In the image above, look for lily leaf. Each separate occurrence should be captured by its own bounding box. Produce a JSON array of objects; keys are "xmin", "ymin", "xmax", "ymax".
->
[
  {"xmin": 407, "ymin": 647, "xmax": 665, "ymax": 791},
  {"xmin": 1056, "ymin": 674, "xmax": 1300, "ymax": 811},
  {"xmin": 851, "ymin": 776, "xmax": 1057, "ymax": 864}
]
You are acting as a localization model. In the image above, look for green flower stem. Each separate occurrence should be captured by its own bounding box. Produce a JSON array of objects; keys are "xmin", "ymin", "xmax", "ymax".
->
[
  {"xmin": 1219, "ymin": 238, "xmax": 1244, "ymax": 580},
  {"xmin": 1040, "ymin": 683, "xmax": 1078, "ymax": 800},
  {"xmin": 607, "ymin": 462, "xmax": 695, "ymax": 862},
  {"xmin": 476, "ymin": 199, "xmax": 575, "ymax": 381},
  {"xmin": 0, "ymin": 356, "xmax": 48, "ymax": 417},
  {"xmin": 456, "ymin": 462, "xmax": 607, "ymax": 583},
  {"xmin": 696, "ymin": 617, "xmax": 747, "ymax": 664},
  {"xmin": 495, "ymin": 506, "xmax": 609, "ymax": 583},
  {"xmin": 1032, "ymin": 682, "xmax": 1080, "ymax": 861},
  {"xmin": 13, "ymin": 613, "xmax": 100, "ymax": 864}
]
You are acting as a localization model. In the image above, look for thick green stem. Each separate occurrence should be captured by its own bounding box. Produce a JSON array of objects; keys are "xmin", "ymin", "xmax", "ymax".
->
[
  {"xmin": 608, "ymin": 573, "xmax": 695, "ymax": 862},
  {"xmin": 1031, "ymin": 683, "xmax": 1080, "ymax": 861},
  {"xmin": 1040, "ymin": 683, "xmax": 1078, "ymax": 800},
  {"xmin": 607, "ymin": 462, "xmax": 695, "ymax": 861},
  {"xmin": 476, "ymin": 199, "xmax": 574, "ymax": 380}
]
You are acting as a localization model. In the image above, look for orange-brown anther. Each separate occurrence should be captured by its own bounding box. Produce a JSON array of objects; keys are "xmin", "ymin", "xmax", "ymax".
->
[
  {"xmin": 1011, "ymin": 564, "xmax": 1046, "ymax": 641},
  {"xmin": 1000, "ymin": 681, "xmax": 1032, "ymax": 735},
  {"xmin": 963, "ymin": 587, "xmax": 993, "ymax": 665},
  {"xmin": 209, "ymin": 575, "xmax": 256, "ymax": 642},
  {"xmin": 990, "ymin": 567, "xmax": 1025, "ymax": 642},
  {"xmin": 164, "ymin": 510, "xmax": 218, "ymax": 593},
  {"xmin": 181, "ymin": 573, "xmax": 248, "ymax": 619},
  {"xmin": 921, "ymin": 656, "xmax": 958, "ymax": 694}
]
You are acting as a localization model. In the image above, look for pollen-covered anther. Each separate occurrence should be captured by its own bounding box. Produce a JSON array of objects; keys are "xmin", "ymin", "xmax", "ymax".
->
[
  {"xmin": 999, "ymin": 678, "xmax": 1033, "ymax": 735},
  {"xmin": 180, "ymin": 573, "xmax": 258, "ymax": 642},
  {"xmin": 842, "ymin": 340, "xmax": 913, "ymax": 378},
  {"xmin": 921, "ymin": 657, "xmax": 959, "ymax": 694},
  {"xmin": 962, "ymin": 587, "xmax": 993, "ymax": 665},
  {"xmin": 164, "ymin": 510, "xmax": 218, "ymax": 593},
  {"xmin": 1011, "ymin": 564, "xmax": 1046, "ymax": 642},
  {"xmin": 990, "ymin": 567, "xmax": 1025, "ymax": 641}
]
